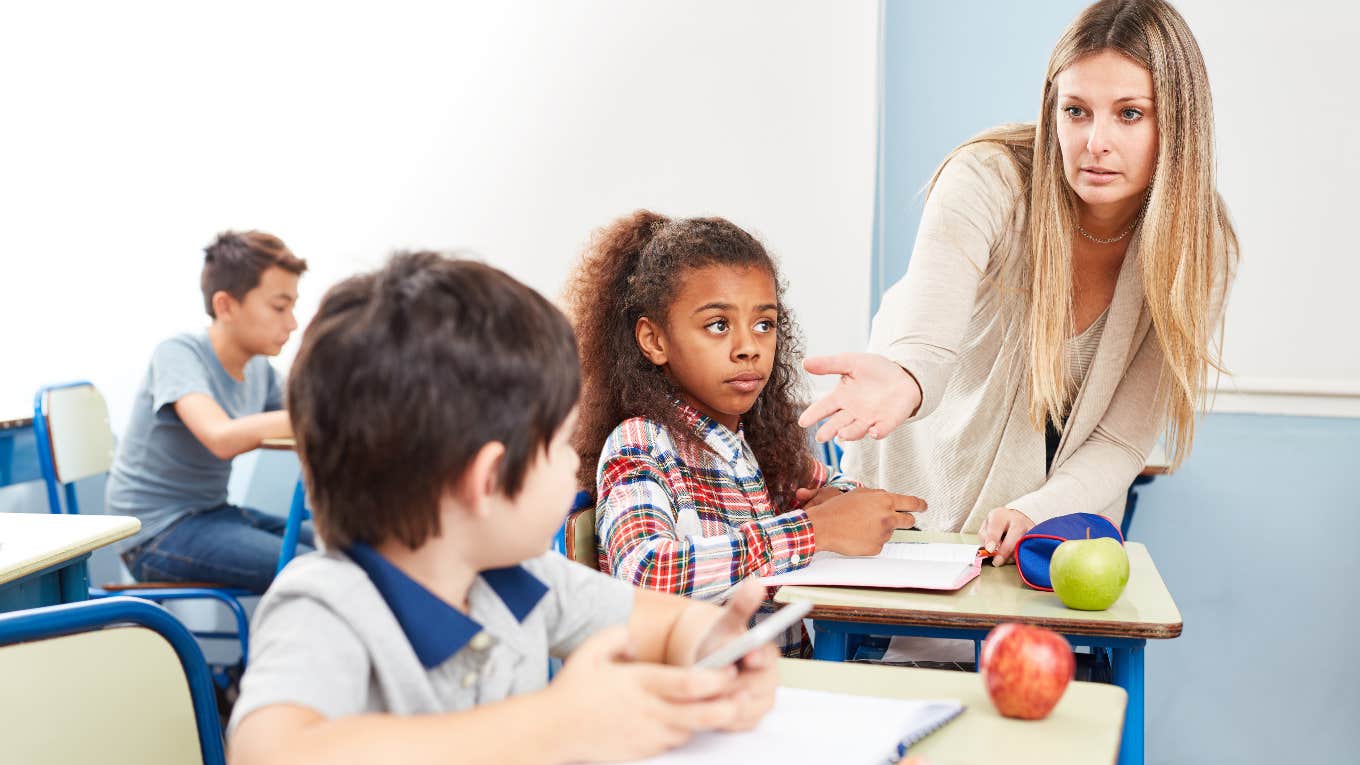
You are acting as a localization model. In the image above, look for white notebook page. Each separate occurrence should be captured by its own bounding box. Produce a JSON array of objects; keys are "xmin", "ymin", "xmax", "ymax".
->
[
  {"xmin": 760, "ymin": 542, "xmax": 981, "ymax": 589},
  {"xmin": 617, "ymin": 687, "xmax": 963, "ymax": 765}
]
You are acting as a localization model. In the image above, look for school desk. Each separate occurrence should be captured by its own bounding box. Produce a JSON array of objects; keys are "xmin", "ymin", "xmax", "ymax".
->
[
  {"xmin": 0, "ymin": 512, "xmax": 140, "ymax": 612},
  {"xmin": 779, "ymin": 658, "xmax": 1126, "ymax": 764},
  {"xmin": 774, "ymin": 530, "xmax": 1179, "ymax": 765},
  {"xmin": 0, "ymin": 415, "xmax": 41, "ymax": 489}
]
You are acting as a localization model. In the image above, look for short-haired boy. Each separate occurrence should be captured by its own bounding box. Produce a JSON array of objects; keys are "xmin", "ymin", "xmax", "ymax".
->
[
  {"xmin": 108, "ymin": 230, "xmax": 315, "ymax": 593},
  {"xmin": 227, "ymin": 252, "xmax": 778, "ymax": 764}
]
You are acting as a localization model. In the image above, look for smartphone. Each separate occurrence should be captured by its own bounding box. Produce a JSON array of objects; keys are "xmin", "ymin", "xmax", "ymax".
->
[{"xmin": 693, "ymin": 601, "xmax": 813, "ymax": 669}]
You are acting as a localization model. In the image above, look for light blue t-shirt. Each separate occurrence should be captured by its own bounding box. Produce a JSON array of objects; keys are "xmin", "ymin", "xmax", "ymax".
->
[{"xmin": 106, "ymin": 331, "xmax": 283, "ymax": 549}]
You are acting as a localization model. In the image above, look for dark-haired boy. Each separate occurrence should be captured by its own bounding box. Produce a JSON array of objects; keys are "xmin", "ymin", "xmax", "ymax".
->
[
  {"xmin": 227, "ymin": 252, "xmax": 778, "ymax": 765},
  {"xmin": 108, "ymin": 230, "xmax": 315, "ymax": 594}
]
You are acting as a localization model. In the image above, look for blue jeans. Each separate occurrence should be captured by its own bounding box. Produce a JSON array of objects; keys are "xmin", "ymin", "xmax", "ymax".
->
[{"xmin": 123, "ymin": 504, "xmax": 316, "ymax": 594}]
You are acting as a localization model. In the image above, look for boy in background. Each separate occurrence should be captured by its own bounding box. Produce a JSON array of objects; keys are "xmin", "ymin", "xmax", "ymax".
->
[{"xmin": 108, "ymin": 230, "xmax": 314, "ymax": 593}]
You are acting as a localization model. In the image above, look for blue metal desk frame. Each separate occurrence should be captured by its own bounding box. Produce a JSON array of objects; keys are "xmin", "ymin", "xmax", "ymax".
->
[{"xmin": 0, "ymin": 551, "xmax": 94, "ymax": 612}]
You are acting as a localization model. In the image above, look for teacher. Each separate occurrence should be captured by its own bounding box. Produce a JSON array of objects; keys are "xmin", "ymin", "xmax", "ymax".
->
[{"xmin": 800, "ymin": 0, "xmax": 1236, "ymax": 565}]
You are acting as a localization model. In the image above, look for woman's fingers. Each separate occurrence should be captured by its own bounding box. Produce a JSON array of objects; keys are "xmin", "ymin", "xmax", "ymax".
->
[
  {"xmin": 994, "ymin": 519, "xmax": 1027, "ymax": 566},
  {"xmin": 800, "ymin": 392, "xmax": 845, "ymax": 430},
  {"xmin": 814, "ymin": 409, "xmax": 857, "ymax": 443},
  {"xmin": 836, "ymin": 417, "xmax": 872, "ymax": 441},
  {"xmin": 979, "ymin": 510, "xmax": 1005, "ymax": 554},
  {"xmin": 802, "ymin": 354, "xmax": 857, "ymax": 377}
]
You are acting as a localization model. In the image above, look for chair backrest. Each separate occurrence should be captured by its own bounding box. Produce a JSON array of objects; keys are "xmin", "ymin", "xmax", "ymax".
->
[
  {"xmin": 0, "ymin": 597, "xmax": 225, "ymax": 765},
  {"xmin": 34, "ymin": 382, "xmax": 117, "ymax": 513},
  {"xmin": 564, "ymin": 506, "xmax": 599, "ymax": 570}
]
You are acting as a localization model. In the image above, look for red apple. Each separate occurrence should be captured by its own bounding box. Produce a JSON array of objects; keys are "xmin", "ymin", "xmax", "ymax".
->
[{"xmin": 980, "ymin": 623, "xmax": 1075, "ymax": 720}]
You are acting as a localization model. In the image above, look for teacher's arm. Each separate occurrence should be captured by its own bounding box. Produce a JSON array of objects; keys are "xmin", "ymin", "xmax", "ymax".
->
[
  {"xmin": 982, "ymin": 330, "xmax": 1168, "ymax": 564},
  {"xmin": 799, "ymin": 145, "xmax": 1022, "ymax": 442}
]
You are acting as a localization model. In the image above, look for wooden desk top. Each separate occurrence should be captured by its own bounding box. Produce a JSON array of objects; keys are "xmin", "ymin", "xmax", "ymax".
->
[
  {"xmin": 779, "ymin": 658, "xmax": 1125, "ymax": 764},
  {"xmin": 775, "ymin": 531, "xmax": 1182, "ymax": 640},
  {"xmin": 1141, "ymin": 443, "xmax": 1171, "ymax": 476},
  {"xmin": 259, "ymin": 437, "xmax": 296, "ymax": 451},
  {"xmin": 0, "ymin": 513, "xmax": 140, "ymax": 585},
  {"xmin": 0, "ymin": 415, "xmax": 33, "ymax": 432}
]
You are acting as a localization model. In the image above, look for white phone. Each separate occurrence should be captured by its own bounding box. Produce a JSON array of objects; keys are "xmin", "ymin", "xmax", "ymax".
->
[{"xmin": 693, "ymin": 601, "xmax": 813, "ymax": 669}]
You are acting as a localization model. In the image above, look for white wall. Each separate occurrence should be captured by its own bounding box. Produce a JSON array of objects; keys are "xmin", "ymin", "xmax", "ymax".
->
[
  {"xmin": 1173, "ymin": 1, "xmax": 1360, "ymax": 416},
  {"xmin": 0, "ymin": 0, "xmax": 879, "ymax": 431}
]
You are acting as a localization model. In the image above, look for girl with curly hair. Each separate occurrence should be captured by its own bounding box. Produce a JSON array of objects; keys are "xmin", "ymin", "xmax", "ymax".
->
[{"xmin": 566, "ymin": 210, "xmax": 925, "ymax": 656}]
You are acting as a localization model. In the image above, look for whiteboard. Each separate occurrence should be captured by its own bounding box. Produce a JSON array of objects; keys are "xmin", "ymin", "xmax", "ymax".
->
[{"xmin": 1176, "ymin": 1, "xmax": 1360, "ymax": 414}]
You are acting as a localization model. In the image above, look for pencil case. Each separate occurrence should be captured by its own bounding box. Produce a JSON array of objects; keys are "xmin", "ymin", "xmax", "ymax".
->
[{"xmin": 1014, "ymin": 512, "xmax": 1123, "ymax": 591}]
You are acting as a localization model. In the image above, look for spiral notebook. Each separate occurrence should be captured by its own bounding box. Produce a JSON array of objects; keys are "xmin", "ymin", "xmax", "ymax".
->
[{"xmin": 618, "ymin": 687, "xmax": 964, "ymax": 764}]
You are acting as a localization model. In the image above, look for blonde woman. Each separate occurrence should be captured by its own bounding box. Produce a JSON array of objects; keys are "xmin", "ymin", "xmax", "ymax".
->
[{"xmin": 800, "ymin": 0, "xmax": 1236, "ymax": 565}]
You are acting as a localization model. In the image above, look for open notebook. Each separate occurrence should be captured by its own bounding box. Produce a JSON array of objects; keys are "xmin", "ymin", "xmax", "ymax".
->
[
  {"xmin": 760, "ymin": 542, "xmax": 984, "ymax": 590},
  {"xmin": 618, "ymin": 687, "xmax": 963, "ymax": 765}
]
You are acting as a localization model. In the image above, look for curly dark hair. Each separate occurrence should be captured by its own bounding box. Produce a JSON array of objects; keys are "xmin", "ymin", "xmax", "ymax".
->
[{"xmin": 566, "ymin": 209, "xmax": 814, "ymax": 511}]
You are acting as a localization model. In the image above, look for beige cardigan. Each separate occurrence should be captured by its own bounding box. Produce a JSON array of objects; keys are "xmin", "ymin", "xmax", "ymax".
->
[{"xmin": 842, "ymin": 143, "xmax": 1169, "ymax": 532}]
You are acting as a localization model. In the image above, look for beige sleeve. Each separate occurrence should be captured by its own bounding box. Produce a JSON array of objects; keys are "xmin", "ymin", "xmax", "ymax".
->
[
  {"xmin": 1007, "ymin": 329, "xmax": 1169, "ymax": 525},
  {"xmin": 870, "ymin": 143, "xmax": 1023, "ymax": 421}
]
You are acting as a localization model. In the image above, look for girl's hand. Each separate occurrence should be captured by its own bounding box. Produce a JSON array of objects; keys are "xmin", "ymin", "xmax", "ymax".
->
[
  {"xmin": 805, "ymin": 488, "xmax": 925, "ymax": 557},
  {"xmin": 798, "ymin": 353, "xmax": 923, "ymax": 442},
  {"xmin": 979, "ymin": 507, "xmax": 1036, "ymax": 566},
  {"xmin": 794, "ymin": 486, "xmax": 842, "ymax": 509}
]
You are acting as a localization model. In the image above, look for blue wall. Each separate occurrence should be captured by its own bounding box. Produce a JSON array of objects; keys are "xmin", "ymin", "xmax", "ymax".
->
[
  {"xmin": 1136, "ymin": 414, "xmax": 1360, "ymax": 763},
  {"xmin": 877, "ymin": 3, "xmax": 1359, "ymax": 762},
  {"xmin": 873, "ymin": 0, "xmax": 1084, "ymax": 308}
]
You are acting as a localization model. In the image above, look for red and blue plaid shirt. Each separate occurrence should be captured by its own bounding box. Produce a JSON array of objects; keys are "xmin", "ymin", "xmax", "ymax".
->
[{"xmin": 595, "ymin": 401, "xmax": 855, "ymax": 655}]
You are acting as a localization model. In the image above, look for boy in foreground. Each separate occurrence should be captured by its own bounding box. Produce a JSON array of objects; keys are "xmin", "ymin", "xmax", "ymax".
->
[{"xmin": 227, "ymin": 252, "xmax": 778, "ymax": 764}]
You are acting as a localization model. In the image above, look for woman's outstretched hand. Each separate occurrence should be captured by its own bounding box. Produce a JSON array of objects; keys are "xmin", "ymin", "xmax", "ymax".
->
[{"xmin": 798, "ymin": 353, "xmax": 922, "ymax": 442}]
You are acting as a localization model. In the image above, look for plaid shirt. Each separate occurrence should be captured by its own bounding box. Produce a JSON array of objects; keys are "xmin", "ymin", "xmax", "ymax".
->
[{"xmin": 595, "ymin": 401, "xmax": 856, "ymax": 656}]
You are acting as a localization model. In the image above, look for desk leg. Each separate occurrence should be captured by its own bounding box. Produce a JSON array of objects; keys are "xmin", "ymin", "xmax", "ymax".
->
[
  {"xmin": 811, "ymin": 622, "xmax": 849, "ymax": 661},
  {"xmin": 1111, "ymin": 639, "xmax": 1145, "ymax": 765},
  {"xmin": 58, "ymin": 556, "xmax": 92, "ymax": 603}
]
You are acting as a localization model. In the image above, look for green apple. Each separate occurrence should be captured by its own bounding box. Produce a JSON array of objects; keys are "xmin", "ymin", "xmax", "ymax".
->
[{"xmin": 1050, "ymin": 537, "xmax": 1129, "ymax": 610}]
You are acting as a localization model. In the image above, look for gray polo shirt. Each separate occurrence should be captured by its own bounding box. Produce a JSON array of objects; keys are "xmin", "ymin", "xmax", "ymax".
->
[
  {"xmin": 227, "ymin": 547, "xmax": 635, "ymax": 737},
  {"xmin": 105, "ymin": 331, "xmax": 283, "ymax": 549}
]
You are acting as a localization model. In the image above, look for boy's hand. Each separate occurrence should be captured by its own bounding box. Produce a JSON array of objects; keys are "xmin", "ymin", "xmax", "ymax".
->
[
  {"xmin": 805, "ymin": 488, "xmax": 925, "ymax": 556},
  {"xmin": 689, "ymin": 579, "xmax": 780, "ymax": 731},
  {"xmin": 550, "ymin": 625, "xmax": 741, "ymax": 762}
]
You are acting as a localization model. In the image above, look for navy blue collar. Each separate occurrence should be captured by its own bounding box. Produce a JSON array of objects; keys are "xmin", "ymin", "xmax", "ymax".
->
[{"xmin": 345, "ymin": 544, "xmax": 549, "ymax": 668}]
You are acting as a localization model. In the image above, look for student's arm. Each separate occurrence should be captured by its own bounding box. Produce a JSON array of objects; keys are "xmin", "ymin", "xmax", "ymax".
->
[
  {"xmin": 175, "ymin": 394, "xmax": 292, "ymax": 461},
  {"xmin": 793, "ymin": 459, "xmax": 859, "ymax": 508},
  {"xmin": 229, "ymin": 627, "xmax": 743, "ymax": 765},
  {"xmin": 597, "ymin": 446, "xmax": 815, "ymax": 594},
  {"xmin": 231, "ymin": 585, "xmax": 750, "ymax": 765},
  {"xmin": 625, "ymin": 580, "xmax": 780, "ymax": 732}
]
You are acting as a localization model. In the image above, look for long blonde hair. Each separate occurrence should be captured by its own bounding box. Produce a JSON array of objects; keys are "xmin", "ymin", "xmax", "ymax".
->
[{"xmin": 929, "ymin": 0, "xmax": 1236, "ymax": 468}]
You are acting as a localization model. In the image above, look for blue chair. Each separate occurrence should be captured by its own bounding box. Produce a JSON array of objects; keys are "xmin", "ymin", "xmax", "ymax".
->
[
  {"xmin": 276, "ymin": 478, "xmax": 310, "ymax": 575},
  {"xmin": 819, "ymin": 437, "xmax": 844, "ymax": 473},
  {"xmin": 553, "ymin": 489, "xmax": 591, "ymax": 560},
  {"xmin": 0, "ymin": 596, "xmax": 225, "ymax": 765},
  {"xmin": 32, "ymin": 381, "xmax": 306, "ymax": 685}
]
